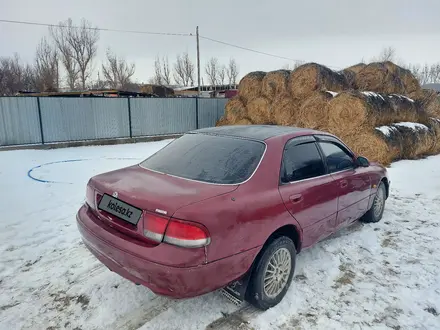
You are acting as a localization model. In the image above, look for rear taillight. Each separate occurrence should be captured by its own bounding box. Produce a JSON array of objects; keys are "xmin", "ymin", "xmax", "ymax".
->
[
  {"xmin": 163, "ymin": 220, "xmax": 210, "ymax": 248},
  {"xmin": 143, "ymin": 214, "xmax": 169, "ymax": 242},
  {"xmin": 143, "ymin": 214, "xmax": 210, "ymax": 248}
]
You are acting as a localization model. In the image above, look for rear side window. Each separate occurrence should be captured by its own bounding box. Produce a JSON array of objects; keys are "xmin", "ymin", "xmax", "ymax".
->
[
  {"xmin": 318, "ymin": 142, "xmax": 354, "ymax": 173},
  {"xmin": 281, "ymin": 142, "xmax": 325, "ymax": 183},
  {"xmin": 140, "ymin": 134, "xmax": 265, "ymax": 184}
]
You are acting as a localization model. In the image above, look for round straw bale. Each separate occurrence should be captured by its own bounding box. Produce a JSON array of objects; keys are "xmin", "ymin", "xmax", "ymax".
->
[
  {"xmin": 224, "ymin": 96, "xmax": 247, "ymax": 122},
  {"xmin": 238, "ymin": 71, "xmax": 266, "ymax": 102},
  {"xmin": 355, "ymin": 62, "xmax": 406, "ymax": 94},
  {"xmin": 411, "ymin": 89, "xmax": 440, "ymax": 117},
  {"xmin": 382, "ymin": 61, "xmax": 421, "ymax": 94},
  {"xmin": 289, "ymin": 63, "xmax": 349, "ymax": 99},
  {"xmin": 375, "ymin": 122, "xmax": 435, "ymax": 160},
  {"xmin": 342, "ymin": 130, "xmax": 392, "ymax": 165},
  {"xmin": 428, "ymin": 118, "xmax": 440, "ymax": 154},
  {"xmin": 296, "ymin": 91, "xmax": 333, "ymax": 130},
  {"xmin": 247, "ymin": 97, "xmax": 272, "ymax": 124},
  {"xmin": 342, "ymin": 63, "xmax": 366, "ymax": 89},
  {"xmin": 271, "ymin": 93, "xmax": 300, "ymax": 126},
  {"xmin": 261, "ymin": 70, "xmax": 291, "ymax": 101},
  {"xmin": 328, "ymin": 91, "xmax": 424, "ymax": 136}
]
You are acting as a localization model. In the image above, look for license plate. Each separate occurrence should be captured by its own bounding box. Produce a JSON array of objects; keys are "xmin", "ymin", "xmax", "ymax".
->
[{"xmin": 98, "ymin": 194, "xmax": 142, "ymax": 225}]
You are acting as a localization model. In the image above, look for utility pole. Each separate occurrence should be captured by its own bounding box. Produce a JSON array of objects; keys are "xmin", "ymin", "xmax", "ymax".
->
[{"xmin": 196, "ymin": 26, "xmax": 201, "ymax": 96}]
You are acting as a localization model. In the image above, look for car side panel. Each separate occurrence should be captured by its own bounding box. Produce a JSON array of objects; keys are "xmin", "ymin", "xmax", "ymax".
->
[
  {"xmin": 331, "ymin": 168, "xmax": 371, "ymax": 227},
  {"xmin": 278, "ymin": 176, "xmax": 339, "ymax": 248}
]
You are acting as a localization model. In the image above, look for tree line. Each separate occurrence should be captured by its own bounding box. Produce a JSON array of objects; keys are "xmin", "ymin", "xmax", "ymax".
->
[{"xmin": 0, "ymin": 18, "xmax": 240, "ymax": 96}]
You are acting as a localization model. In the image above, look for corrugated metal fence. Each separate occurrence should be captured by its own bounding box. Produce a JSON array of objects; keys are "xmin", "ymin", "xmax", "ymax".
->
[{"xmin": 0, "ymin": 97, "xmax": 228, "ymax": 146}]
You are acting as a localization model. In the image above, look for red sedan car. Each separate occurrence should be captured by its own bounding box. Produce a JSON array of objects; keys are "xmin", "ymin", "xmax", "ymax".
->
[{"xmin": 76, "ymin": 125, "xmax": 389, "ymax": 310}]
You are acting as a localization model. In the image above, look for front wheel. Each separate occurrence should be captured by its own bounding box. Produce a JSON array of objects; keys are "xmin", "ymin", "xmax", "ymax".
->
[
  {"xmin": 361, "ymin": 181, "xmax": 386, "ymax": 223},
  {"xmin": 247, "ymin": 236, "xmax": 296, "ymax": 310}
]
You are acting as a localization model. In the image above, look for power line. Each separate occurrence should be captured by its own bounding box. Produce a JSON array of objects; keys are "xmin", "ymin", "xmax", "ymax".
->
[
  {"xmin": 199, "ymin": 35, "xmax": 342, "ymax": 70},
  {"xmin": 0, "ymin": 19, "xmax": 193, "ymax": 37}
]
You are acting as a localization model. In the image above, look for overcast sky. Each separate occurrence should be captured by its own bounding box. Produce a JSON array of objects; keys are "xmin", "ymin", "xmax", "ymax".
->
[{"xmin": 1, "ymin": 0, "xmax": 440, "ymax": 85}]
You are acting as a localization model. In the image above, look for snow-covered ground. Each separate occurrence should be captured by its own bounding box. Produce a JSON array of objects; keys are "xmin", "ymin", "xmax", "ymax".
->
[{"xmin": 0, "ymin": 141, "xmax": 439, "ymax": 330}]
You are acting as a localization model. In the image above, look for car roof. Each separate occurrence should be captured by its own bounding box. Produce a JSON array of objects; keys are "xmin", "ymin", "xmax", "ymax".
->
[{"xmin": 191, "ymin": 125, "xmax": 320, "ymax": 141}]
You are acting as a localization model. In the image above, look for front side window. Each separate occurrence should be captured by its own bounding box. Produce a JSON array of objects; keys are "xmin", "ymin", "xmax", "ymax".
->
[
  {"xmin": 281, "ymin": 142, "xmax": 325, "ymax": 183},
  {"xmin": 140, "ymin": 133, "xmax": 265, "ymax": 184},
  {"xmin": 318, "ymin": 142, "xmax": 354, "ymax": 173}
]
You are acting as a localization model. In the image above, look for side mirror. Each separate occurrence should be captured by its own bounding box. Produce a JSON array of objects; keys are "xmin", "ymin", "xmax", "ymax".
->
[{"xmin": 356, "ymin": 156, "xmax": 370, "ymax": 167}]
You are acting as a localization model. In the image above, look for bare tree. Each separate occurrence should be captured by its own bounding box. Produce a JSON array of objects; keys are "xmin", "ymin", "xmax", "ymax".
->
[
  {"xmin": 218, "ymin": 65, "xmax": 226, "ymax": 86},
  {"xmin": 50, "ymin": 18, "xmax": 99, "ymax": 90},
  {"xmin": 102, "ymin": 49, "xmax": 136, "ymax": 89},
  {"xmin": 226, "ymin": 58, "xmax": 239, "ymax": 86},
  {"xmin": 34, "ymin": 37, "xmax": 59, "ymax": 92},
  {"xmin": 406, "ymin": 63, "xmax": 440, "ymax": 85},
  {"xmin": 0, "ymin": 54, "xmax": 26, "ymax": 95},
  {"xmin": 150, "ymin": 56, "xmax": 172, "ymax": 85},
  {"xmin": 162, "ymin": 56, "xmax": 172, "ymax": 85},
  {"xmin": 173, "ymin": 52, "xmax": 195, "ymax": 87},
  {"xmin": 151, "ymin": 57, "xmax": 163, "ymax": 85},
  {"xmin": 205, "ymin": 57, "xmax": 220, "ymax": 87},
  {"xmin": 282, "ymin": 61, "xmax": 304, "ymax": 71},
  {"xmin": 371, "ymin": 46, "xmax": 396, "ymax": 62}
]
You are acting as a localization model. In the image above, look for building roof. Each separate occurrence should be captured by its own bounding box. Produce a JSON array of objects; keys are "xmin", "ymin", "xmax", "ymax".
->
[{"xmin": 191, "ymin": 125, "xmax": 317, "ymax": 141}]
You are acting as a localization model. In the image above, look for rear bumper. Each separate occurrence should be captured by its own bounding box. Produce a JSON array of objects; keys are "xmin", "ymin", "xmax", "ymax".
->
[{"xmin": 76, "ymin": 204, "xmax": 260, "ymax": 298}]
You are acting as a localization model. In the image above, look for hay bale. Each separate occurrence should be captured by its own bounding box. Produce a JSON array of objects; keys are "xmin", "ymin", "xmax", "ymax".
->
[
  {"xmin": 355, "ymin": 62, "xmax": 406, "ymax": 94},
  {"xmin": 342, "ymin": 131, "xmax": 392, "ymax": 166},
  {"xmin": 238, "ymin": 71, "xmax": 266, "ymax": 102},
  {"xmin": 382, "ymin": 61, "xmax": 421, "ymax": 94},
  {"xmin": 247, "ymin": 97, "xmax": 272, "ymax": 124},
  {"xmin": 289, "ymin": 63, "xmax": 349, "ymax": 99},
  {"xmin": 224, "ymin": 96, "xmax": 247, "ymax": 122},
  {"xmin": 261, "ymin": 70, "xmax": 290, "ymax": 101},
  {"xmin": 342, "ymin": 63, "xmax": 367, "ymax": 89},
  {"xmin": 327, "ymin": 91, "xmax": 426, "ymax": 137},
  {"xmin": 296, "ymin": 91, "xmax": 334, "ymax": 130},
  {"xmin": 429, "ymin": 118, "xmax": 440, "ymax": 154},
  {"xmin": 375, "ymin": 122, "xmax": 435, "ymax": 160},
  {"xmin": 216, "ymin": 116, "xmax": 229, "ymax": 126},
  {"xmin": 411, "ymin": 89, "xmax": 440, "ymax": 117},
  {"xmin": 271, "ymin": 93, "xmax": 300, "ymax": 126}
]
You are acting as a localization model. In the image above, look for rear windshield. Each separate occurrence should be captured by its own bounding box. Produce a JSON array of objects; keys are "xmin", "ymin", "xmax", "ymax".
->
[{"xmin": 140, "ymin": 133, "xmax": 265, "ymax": 184}]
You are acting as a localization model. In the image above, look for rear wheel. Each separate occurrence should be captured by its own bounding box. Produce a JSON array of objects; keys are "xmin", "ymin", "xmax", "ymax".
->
[
  {"xmin": 247, "ymin": 236, "xmax": 296, "ymax": 310},
  {"xmin": 361, "ymin": 182, "xmax": 386, "ymax": 223}
]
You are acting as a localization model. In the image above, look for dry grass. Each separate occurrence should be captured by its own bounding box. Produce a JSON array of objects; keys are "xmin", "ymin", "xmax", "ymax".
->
[
  {"xmin": 238, "ymin": 71, "xmax": 266, "ymax": 103},
  {"xmin": 233, "ymin": 118, "xmax": 253, "ymax": 125},
  {"xmin": 296, "ymin": 91, "xmax": 333, "ymax": 129},
  {"xmin": 271, "ymin": 93, "xmax": 300, "ymax": 126},
  {"xmin": 261, "ymin": 70, "xmax": 290, "ymax": 101},
  {"xmin": 224, "ymin": 96, "xmax": 247, "ymax": 122},
  {"xmin": 289, "ymin": 63, "xmax": 349, "ymax": 99},
  {"xmin": 247, "ymin": 97, "xmax": 272, "ymax": 124},
  {"xmin": 342, "ymin": 63, "xmax": 366, "ymax": 89}
]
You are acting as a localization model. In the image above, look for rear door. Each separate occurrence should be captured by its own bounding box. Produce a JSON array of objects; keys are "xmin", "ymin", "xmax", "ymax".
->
[
  {"xmin": 278, "ymin": 136, "xmax": 339, "ymax": 248},
  {"xmin": 316, "ymin": 136, "xmax": 371, "ymax": 227}
]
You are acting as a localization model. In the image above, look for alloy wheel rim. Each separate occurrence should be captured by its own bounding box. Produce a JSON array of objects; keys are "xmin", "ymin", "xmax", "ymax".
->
[
  {"xmin": 374, "ymin": 186, "xmax": 385, "ymax": 218},
  {"xmin": 263, "ymin": 247, "xmax": 291, "ymax": 298}
]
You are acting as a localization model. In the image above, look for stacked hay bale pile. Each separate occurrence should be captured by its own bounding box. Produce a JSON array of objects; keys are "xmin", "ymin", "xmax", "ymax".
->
[{"xmin": 218, "ymin": 61, "xmax": 440, "ymax": 165}]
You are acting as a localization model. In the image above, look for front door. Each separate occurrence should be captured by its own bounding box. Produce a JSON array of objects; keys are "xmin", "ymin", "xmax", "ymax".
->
[
  {"xmin": 316, "ymin": 139, "xmax": 371, "ymax": 227},
  {"xmin": 278, "ymin": 138, "xmax": 339, "ymax": 249}
]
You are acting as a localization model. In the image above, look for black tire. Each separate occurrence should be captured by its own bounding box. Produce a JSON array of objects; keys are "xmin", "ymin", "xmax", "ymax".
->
[
  {"xmin": 361, "ymin": 181, "xmax": 386, "ymax": 223},
  {"xmin": 247, "ymin": 236, "xmax": 296, "ymax": 310}
]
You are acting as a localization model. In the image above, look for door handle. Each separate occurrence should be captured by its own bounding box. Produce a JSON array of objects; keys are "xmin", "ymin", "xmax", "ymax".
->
[
  {"xmin": 290, "ymin": 194, "xmax": 303, "ymax": 204},
  {"xmin": 340, "ymin": 180, "xmax": 348, "ymax": 188}
]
